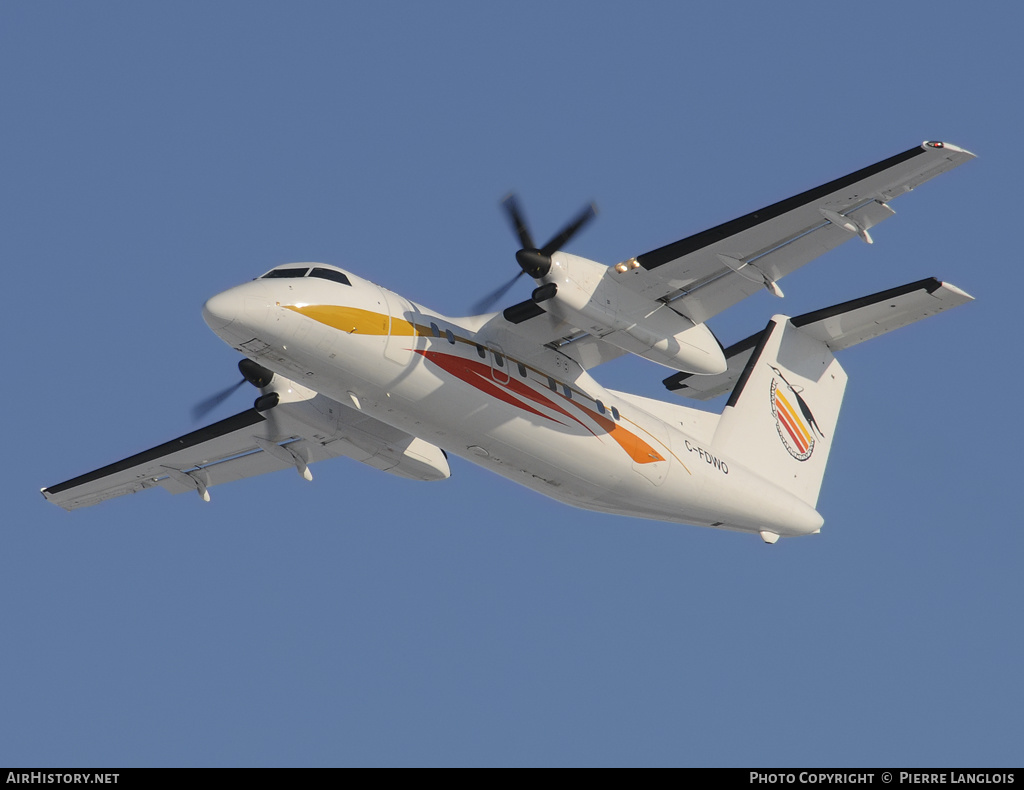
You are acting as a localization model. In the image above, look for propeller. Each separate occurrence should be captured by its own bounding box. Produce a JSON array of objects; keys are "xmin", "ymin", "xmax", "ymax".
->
[
  {"xmin": 469, "ymin": 271, "xmax": 525, "ymax": 315},
  {"xmin": 471, "ymin": 194, "xmax": 598, "ymax": 314},
  {"xmin": 190, "ymin": 359, "xmax": 276, "ymax": 422},
  {"xmin": 191, "ymin": 379, "xmax": 246, "ymax": 421}
]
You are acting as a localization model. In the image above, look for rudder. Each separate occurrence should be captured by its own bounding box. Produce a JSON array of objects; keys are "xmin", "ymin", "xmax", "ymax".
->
[{"xmin": 712, "ymin": 317, "xmax": 848, "ymax": 508}]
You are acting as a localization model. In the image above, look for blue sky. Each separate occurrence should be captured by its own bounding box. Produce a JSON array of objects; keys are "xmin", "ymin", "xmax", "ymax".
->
[{"xmin": 3, "ymin": 1, "xmax": 1021, "ymax": 767}]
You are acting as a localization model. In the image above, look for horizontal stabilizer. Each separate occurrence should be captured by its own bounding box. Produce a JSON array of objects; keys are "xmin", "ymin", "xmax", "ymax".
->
[{"xmin": 664, "ymin": 278, "xmax": 972, "ymax": 400}]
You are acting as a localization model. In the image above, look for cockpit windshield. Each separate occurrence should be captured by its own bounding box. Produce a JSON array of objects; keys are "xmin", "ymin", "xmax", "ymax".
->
[
  {"xmin": 308, "ymin": 268, "xmax": 351, "ymax": 285},
  {"xmin": 261, "ymin": 267, "xmax": 309, "ymax": 279},
  {"xmin": 259, "ymin": 267, "xmax": 351, "ymax": 285}
]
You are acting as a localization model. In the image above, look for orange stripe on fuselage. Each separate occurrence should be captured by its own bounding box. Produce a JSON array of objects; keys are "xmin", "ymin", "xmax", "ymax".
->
[{"xmin": 570, "ymin": 401, "xmax": 665, "ymax": 465}]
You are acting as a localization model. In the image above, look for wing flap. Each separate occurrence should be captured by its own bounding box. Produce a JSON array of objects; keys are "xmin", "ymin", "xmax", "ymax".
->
[
  {"xmin": 664, "ymin": 278, "xmax": 973, "ymax": 400},
  {"xmin": 745, "ymin": 222, "xmax": 849, "ymax": 287},
  {"xmin": 182, "ymin": 444, "xmax": 293, "ymax": 488}
]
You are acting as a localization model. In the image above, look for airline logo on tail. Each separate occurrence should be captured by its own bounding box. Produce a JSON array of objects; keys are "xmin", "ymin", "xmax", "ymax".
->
[{"xmin": 769, "ymin": 365, "xmax": 824, "ymax": 462}]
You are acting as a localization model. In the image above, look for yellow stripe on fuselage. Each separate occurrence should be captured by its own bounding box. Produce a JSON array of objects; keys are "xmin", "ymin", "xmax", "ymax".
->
[{"xmin": 283, "ymin": 305, "xmax": 419, "ymax": 336}]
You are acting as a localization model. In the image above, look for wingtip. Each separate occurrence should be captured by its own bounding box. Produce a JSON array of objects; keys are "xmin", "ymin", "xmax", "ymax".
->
[
  {"xmin": 938, "ymin": 281, "xmax": 975, "ymax": 302},
  {"xmin": 923, "ymin": 140, "xmax": 977, "ymax": 158}
]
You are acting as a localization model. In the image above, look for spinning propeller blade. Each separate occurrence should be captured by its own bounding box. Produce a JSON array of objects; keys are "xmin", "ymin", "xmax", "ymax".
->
[
  {"xmin": 191, "ymin": 379, "xmax": 246, "ymax": 422},
  {"xmin": 501, "ymin": 193, "xmax": 536, "ymax": 251},
  {"xmin": 470, "ymin": 271, "xmax": 525, "ymax": 315}
]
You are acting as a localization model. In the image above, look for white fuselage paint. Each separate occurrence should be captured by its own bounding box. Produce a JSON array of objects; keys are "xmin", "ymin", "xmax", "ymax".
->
[{"xmin": 202, "ymin": 267, "xmax": 823, "ymax": 537}]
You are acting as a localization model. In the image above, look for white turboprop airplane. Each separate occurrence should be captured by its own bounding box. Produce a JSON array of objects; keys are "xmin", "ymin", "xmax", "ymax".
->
[{"xmin": 43, "ymin": 141, "xmax": 975, "ymax": 542}]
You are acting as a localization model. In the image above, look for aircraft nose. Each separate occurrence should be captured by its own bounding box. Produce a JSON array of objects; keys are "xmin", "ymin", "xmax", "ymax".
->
[{"xmin": 202, "ymin": 289, "xmax": 243, "ymax": 331}]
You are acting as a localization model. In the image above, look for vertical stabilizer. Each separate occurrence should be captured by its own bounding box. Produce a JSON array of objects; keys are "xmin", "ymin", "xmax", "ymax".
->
[{"xmin": 712, "ymin": 317, "xmax": 848, "ymax": 508}]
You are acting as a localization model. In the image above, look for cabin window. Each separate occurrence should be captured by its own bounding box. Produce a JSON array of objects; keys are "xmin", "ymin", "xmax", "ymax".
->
[
  {"xmin": 562, "ymin": 384, "xmax": 572, "ymax": 399},
  {"xmin": 308, "ymin": 268, "xmax": 351, "ymax": 285},
  {"xmin": 611, "ymin": 406, "xmax": 620, "ymax": 421},
  {"xmin": 547, "ymin": 377, "xmax": 556, "ymax": 391},
  {"xmin": 476, "ymin": 345, "xmax": 486, "ymax": 359},
  {"xmin": 430, "ymin": 322, "xmax": 441, "ymax": 338},
  {"xmin": 262, "ymin": 267, "xmax": 309, "ymax": 279},
  {"xmin": 596, "ymin": 400, "xmax": 606, "ymax": 415},
  {"xmin": 493, "ymin": 352, "xmax": 504, "ymax": 367},
  {"xmin": 445, "ymin": 329, "xmax": 455, "ymax": 344},
  {"xmin": 517, "ymin": 362, "xmax": 527, "ymax": 377}
]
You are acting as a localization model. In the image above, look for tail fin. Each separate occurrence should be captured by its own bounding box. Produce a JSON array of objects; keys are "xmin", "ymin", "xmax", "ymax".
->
[{"xmin": 712, "ymin": 317, "xmax": 848, "ymax": 508}]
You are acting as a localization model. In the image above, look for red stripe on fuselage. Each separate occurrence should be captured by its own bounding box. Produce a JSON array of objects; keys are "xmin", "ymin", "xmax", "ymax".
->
[
  {"xmin": 417, "ymin": 350, "xmax": 588, "ymax": 429},
  {"xmin": 417, "ymin": 350, "xmax": 673, "ymax": 464}
]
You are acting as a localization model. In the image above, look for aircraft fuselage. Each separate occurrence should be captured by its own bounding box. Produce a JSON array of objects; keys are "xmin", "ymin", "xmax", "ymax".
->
[{"xmin": 202, "ymin": 265, "xmax": 824, "ymax": 538}]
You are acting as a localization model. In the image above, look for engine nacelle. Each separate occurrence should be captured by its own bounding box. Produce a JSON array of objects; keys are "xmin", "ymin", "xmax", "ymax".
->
[
  {"xmin": 539, "ymin": 253, "xmax": 727, "ymax": 375},
  {"xmin": 606, "ymin": 312, "xmax": 726, "ymax": 375}
]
